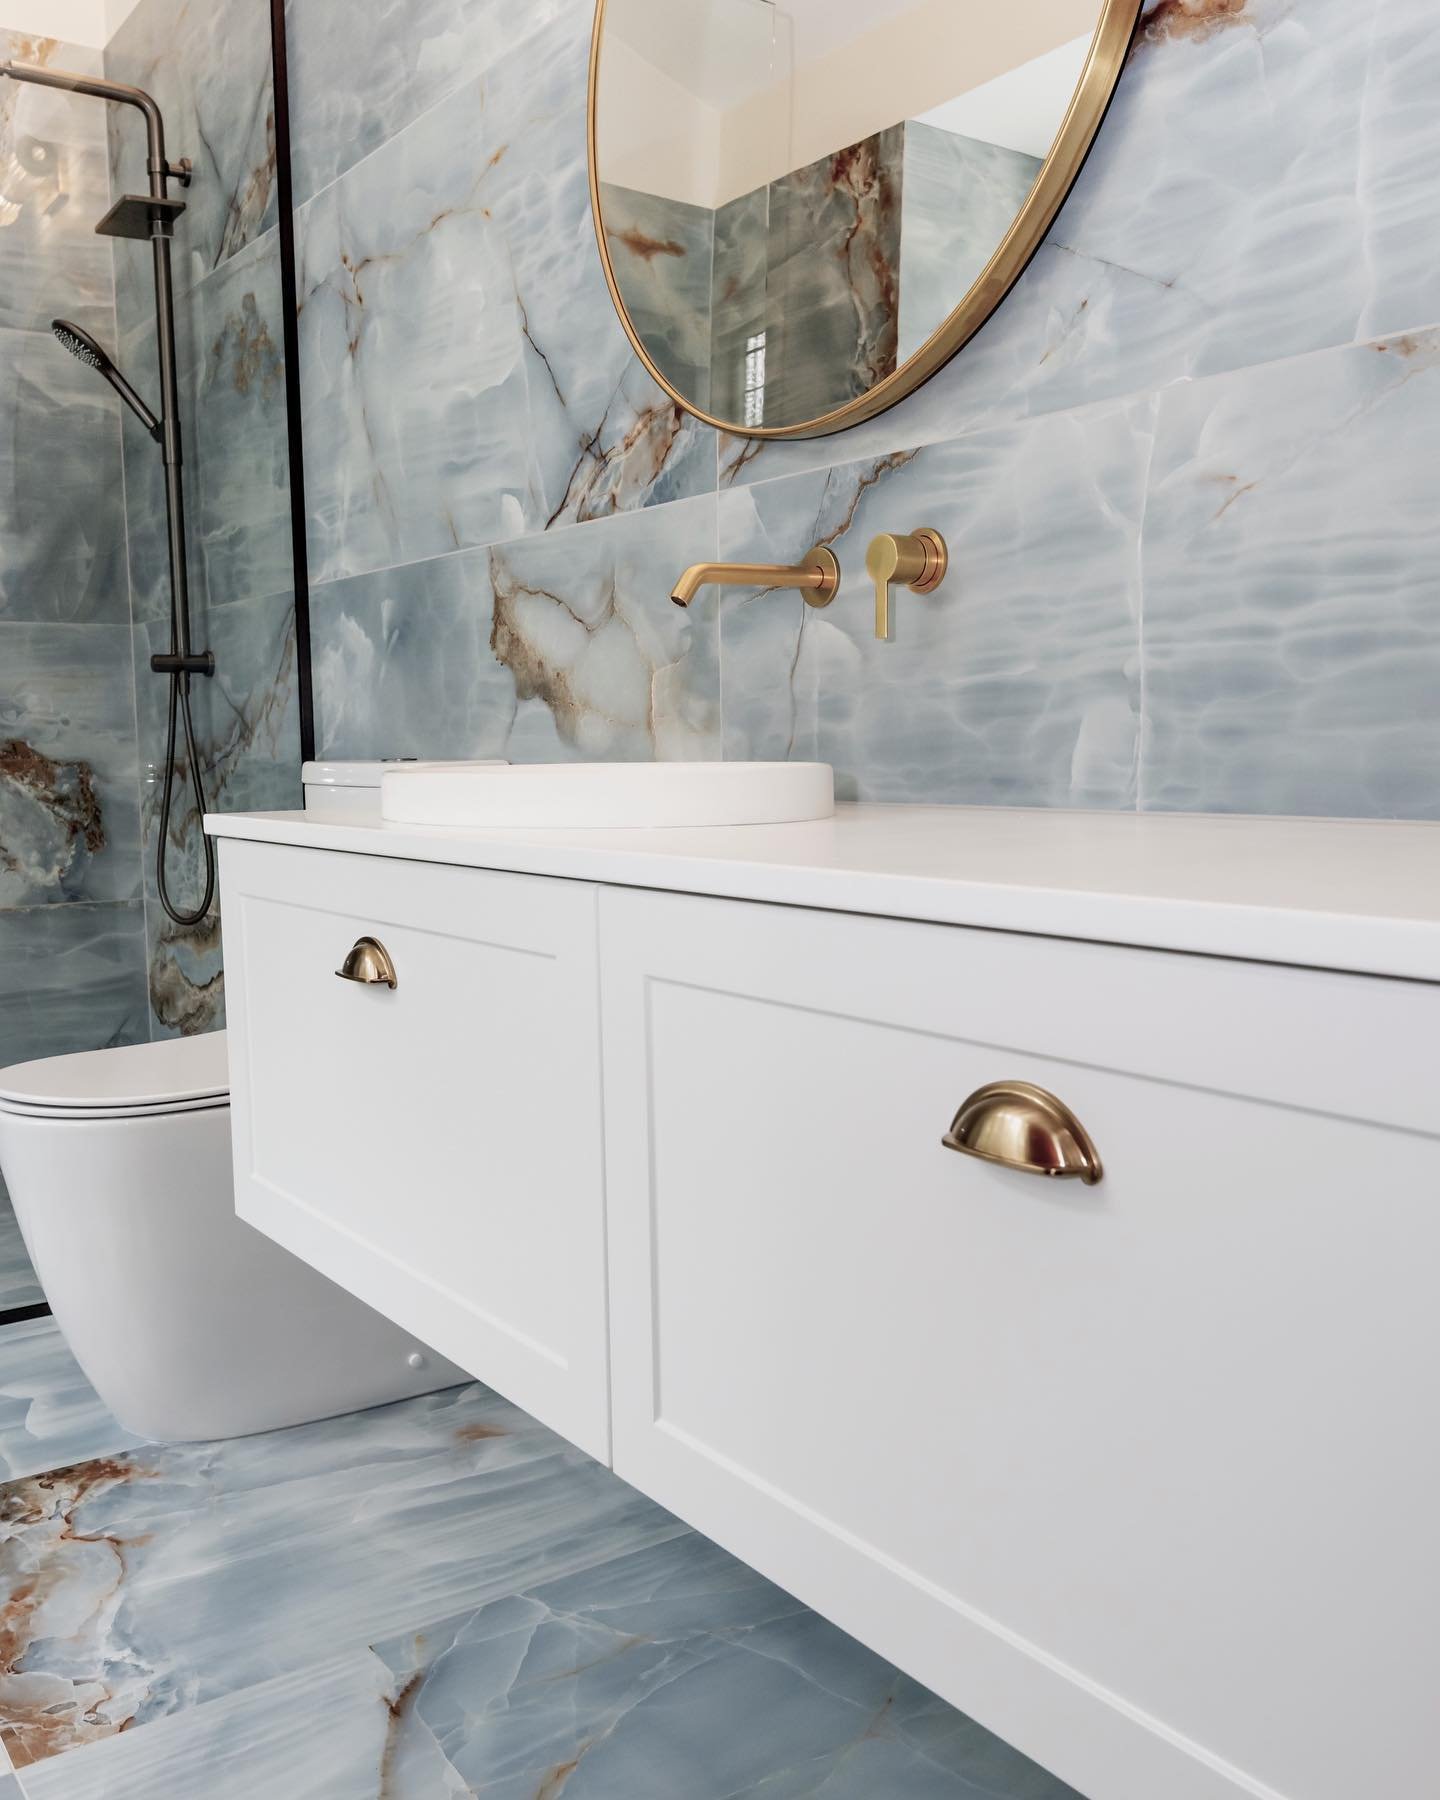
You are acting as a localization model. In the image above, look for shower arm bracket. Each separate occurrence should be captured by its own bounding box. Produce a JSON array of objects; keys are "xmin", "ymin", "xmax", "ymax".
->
[
  {"xmin": 150, "ymin": 650, "xmax": 215, "ymax": 679},
  {"xmin": 150, "ymin": 155, "xmax": 192, "ymax": 187}
]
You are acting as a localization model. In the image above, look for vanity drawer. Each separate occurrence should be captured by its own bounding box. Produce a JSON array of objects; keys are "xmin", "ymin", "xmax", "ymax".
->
[
  {"xmin": 219, "ymin": 839, "xmax": 609, "ymax": 1459},
  {"xmin": 599, "ymin": 885, "xmax": 1439, "ymax": 1800}
]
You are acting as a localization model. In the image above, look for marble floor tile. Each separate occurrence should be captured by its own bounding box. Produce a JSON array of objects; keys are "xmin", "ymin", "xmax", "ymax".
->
[
  {"xmin": 0, "ymin": 1382, "xmax": 686, "ymax": 1768},
  {"xmin": 0, "ymin": 1196, "xmax": 44, "ymax": 1316},
  {"xmin": 16, "ymin": 1652, "xmax": 396, "ymax": 1800},
  {"xmin": 0, "ymin": 1315, "xmax": 143, "ymax": 1484},
  {"xmin": 372, "ymin": 1531, "xmax": 1081, "ymax": 1800}
]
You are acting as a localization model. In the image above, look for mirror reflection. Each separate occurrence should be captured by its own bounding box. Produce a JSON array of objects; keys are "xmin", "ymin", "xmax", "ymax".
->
[{"xmin": 594, "ymin": 0, "xmax": 1107, "ymax": 433}]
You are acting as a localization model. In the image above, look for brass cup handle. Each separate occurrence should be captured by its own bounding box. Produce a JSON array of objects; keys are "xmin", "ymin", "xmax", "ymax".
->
[
  {"xmin": 335, "ymin": 936, "xmax": 398, "ymax": 990},
  {"xmin": 942, "ymin": 1081, "xmax": 1102, "ymax": 1185}
]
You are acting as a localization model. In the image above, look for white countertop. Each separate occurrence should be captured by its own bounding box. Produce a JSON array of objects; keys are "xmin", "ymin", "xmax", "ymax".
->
[{"xmin": 205, "ymin": 803, "xmax": 1440, "ymax": 984}]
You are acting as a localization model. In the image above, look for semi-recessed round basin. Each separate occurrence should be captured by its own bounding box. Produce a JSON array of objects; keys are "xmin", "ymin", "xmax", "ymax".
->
[{"xmin": 380, "ymin": 761, "xmax": 834, "ymax": 830}]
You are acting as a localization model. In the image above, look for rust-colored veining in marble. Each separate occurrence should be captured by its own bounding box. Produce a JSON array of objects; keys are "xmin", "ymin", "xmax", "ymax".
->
[
  {"xmin": 217, "ymin": 103, "xmax": 276, "ymax": 267},
  {"xmin": 0, "ymin": 1456, "xmax": 161, "ymax": 1769},
  {"xmin": 377, "ymin": 1670, "xmax": 424, "ymax": 1797},
  {"xmin": 608, "ymin": 224, "xmax": 687, "ymax": 264},
  {"xmin": 548, "ymin": 396, "xmax": 688, "ymax": 528},
  {"xmin": 1133, "ymin": 0, "xmax": 1249, "ymax": 53},
  {"xmin": 1374, "ymin": 332, "xmax": 1440, "ymax": 374},
  {"xmin": 0, "ymin": 737, "xmax": 106, "ymax": 884},
  {"xmin": 815, "ymin": 451, "xmax": 917, "ymax": 549},
  {"xmin": 827, "ymin": 133, "xmax": 901, "ymax": 391},
  {"xmin": 1208, "ymin": 471, "xmax": 1259, "ymax": 521},
  {"xmin": 149, "ymin": 909, "xmax": 224, "ymax": 1036},
  {"xmin": 489, "ymin": 562, "xmax": 588, "ymax": 737},
  {"xmin": 214, "ymin": 291, "xmax": 281, "ymax": 400},
  {"xmin": 454, "ymin": 1422, "xmax": 509, "ymax": 1443},
  {"xmin": 536, "ymin": 1750, "xmax": 587, "ymax": 1798}
]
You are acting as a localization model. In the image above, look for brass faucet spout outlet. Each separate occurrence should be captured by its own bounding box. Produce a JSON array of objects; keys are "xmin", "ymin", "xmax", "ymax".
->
[{"xmin": 671, "ymin": 545, "xmax": 840, "ymax": 609}]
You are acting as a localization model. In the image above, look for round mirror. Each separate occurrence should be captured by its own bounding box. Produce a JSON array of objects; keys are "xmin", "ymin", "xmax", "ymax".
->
[{"xmin": 589, "ymin": 0, "xmax": 1139, "ymax": 439}]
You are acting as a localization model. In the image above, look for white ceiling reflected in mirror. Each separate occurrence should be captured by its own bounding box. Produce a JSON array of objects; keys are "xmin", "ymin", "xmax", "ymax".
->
[{"xmin": 589, "ymin": 0, "xmax": 1140, "ymax": 439}]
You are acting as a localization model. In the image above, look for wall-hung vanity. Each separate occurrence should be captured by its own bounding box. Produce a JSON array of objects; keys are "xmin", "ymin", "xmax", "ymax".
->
[{"xmin": 208, "ymin": 792, "xmax": 1440, "ymax": 1800}]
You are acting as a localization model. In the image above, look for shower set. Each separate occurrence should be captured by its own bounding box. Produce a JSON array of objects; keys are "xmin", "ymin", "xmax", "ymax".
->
[{"xmin": 2, "ymin": 58, "xmax": 215, "ymax": 926}]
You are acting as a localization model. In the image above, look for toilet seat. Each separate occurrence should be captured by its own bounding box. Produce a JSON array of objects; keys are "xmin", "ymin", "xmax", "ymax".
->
[
  {"xmin": 0, "ymin": 1094, "xmax": 230, "ymax": 1121},
  {"xmin": 0, "ymin": 1031, "xmax": 230, "ymax": 1121}
]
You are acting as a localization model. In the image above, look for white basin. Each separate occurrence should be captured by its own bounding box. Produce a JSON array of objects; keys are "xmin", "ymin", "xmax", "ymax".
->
[{"xmin": 380, "ymin": 761, "xmax": 834, "ymax": 830}]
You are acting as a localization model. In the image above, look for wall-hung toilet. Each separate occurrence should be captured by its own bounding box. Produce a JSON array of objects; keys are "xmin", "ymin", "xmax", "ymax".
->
[{"xmin": 0, "ymin": 760, "xmax": 468, "ymax": 1441}]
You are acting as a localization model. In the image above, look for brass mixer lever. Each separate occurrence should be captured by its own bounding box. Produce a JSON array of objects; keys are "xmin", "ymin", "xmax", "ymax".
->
[{"xmin": 865, "ymin": 529, "xmax": 949, "ymax": 640}]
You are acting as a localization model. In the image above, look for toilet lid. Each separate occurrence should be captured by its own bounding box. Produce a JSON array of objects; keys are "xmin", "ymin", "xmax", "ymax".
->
[{"xmin": 0, "ymin": 1031, "xmax": 230, "ymax": 1117}]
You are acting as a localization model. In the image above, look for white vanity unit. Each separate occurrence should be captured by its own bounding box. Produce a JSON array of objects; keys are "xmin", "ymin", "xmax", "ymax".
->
[{"xmin": 206, "ymin": 800, "xmax": 1440, "ymax": 1800}]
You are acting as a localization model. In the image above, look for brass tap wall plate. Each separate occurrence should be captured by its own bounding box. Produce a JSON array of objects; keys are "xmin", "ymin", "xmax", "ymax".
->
[{"xmin": 588, "ymin": 0, "xmax": 1143, "ymax": 442}]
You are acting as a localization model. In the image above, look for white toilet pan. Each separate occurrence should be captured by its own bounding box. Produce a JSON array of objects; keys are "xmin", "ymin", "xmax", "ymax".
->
[{"xmin": 0, "ymin": 1032, "xmax": 467, "ymax": 1442}]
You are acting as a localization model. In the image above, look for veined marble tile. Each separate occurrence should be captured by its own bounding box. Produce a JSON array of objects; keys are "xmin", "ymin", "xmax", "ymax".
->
[
  {"xmin": 0, "ymin": 622, "xmax": 142, "ymax": 905},
  {"xmin": 761, "ymin": 126, "xmax": 904, "ymax": 430},
  {"xmin": 133, "ymin": 587, "xmax": 300, "ymax": 1037},
  {"xmin": 0, "ymin": 1194, "xmax": 43, "ymax": 1314},
  {"xmin": 899, "ymin": 123, "xmax": 1040, "ymax": 363},
  {"xmin": 0, "ymin": 328, "xmax": 127, "ymax": 627},
  {"xmin": 311, "ymin": 554, "xmax": 523, "ymax": 765},
  {"xmin": 285, "ymin": 0, "xmax": 587, "ymax": 209},
  {"xmin": 16, "ymin": 1653, "xmax": 396, "ymax": 1800},
  {"xmin": 0, "ymin": 900, "xmax": 148, "ymax": 1071},
  {"xmin": 194, "ymin": 227, "xmax": 294, "ymax": 611},
  {"xmin": 114, "ymin": 309, "xmax": 205, "ymax": 630},
  {"xmin": 141, "ymin": 897, "xmax": 224, "ymax": 1040},
  {"xmin": 0, "ymin": 1383, "xmax": 687, "ymax": 1769},
  {"xmin": 1140, "ymin": 328, "xmax": 1440, "ymax": 819},
  {"xmin": 314, "ymin": 496, "xmax": 720, "ymax": 764},
  {"xmin": 0, "ymin": 1316, "xmax": 144, "ymax": 1483},
  {"xmin": 0, "ymin": 33, "xmax": 115, "ymax": 340},
  {"xmin": 294, "ymin": 94, "xmax": 539, "ymax": 586},
  {"xmin": 104, "ymin": 0, "xmax": 277, "ymax": 319},
  {"xmin": 719, "ymin": 0, "xmax": 1440, "ymax": 489},
  {"xmin": 372, "ymin": 1532, "xmax": 1081, "ymax": 1800},
  {"xmin": 599, "ymin": 182, "xmax": 715, "ymax": 412},
  {"xmin": 710, "ymin": 186, "xmax": 769, "ymax": 428},
  {"xmin": 719, "ymin": 397, "xmax": 1150, "ymax": 808},
  {"xmin": 297, "ymin": 15, "xmax": 714, "ymax": 588}
]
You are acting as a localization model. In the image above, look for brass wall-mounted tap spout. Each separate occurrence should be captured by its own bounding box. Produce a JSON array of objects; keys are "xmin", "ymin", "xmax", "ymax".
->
[{"xmin": 671, "ymin": 545, "xmax": 840, "ymax": 609}]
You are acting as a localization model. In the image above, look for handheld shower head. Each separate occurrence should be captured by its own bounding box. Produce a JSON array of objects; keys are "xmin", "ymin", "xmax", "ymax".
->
[
  {"xmin": 51, "ymin": 317, "xmax": 161, "ymax": 441},
  {"xmin": 52, "ymin": 318, "xmax": 109, "ymax": 370}
]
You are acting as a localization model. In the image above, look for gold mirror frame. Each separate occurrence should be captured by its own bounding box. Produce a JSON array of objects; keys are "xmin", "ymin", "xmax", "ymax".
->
[{"xmin": 588, "ymin": 0, "xmax": 1142, "ymax": 441}]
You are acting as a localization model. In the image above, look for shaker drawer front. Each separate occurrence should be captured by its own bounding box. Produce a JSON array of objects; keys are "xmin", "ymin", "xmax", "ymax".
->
[
  {"xmin": 600, "ymin": 886, "xmax": 1439, "ymax": 1800},
  {"xmin": 220, "ymin": 840, "xmax": 609, "ymax": 1459}
]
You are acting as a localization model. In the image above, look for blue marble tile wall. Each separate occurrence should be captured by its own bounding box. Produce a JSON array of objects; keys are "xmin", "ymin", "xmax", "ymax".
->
[
  {"xmin": 293, "ymin": 0, "xmax": 1440, "ymax": 820},
  {"xmin": 105, "ymin": 0, "xmax": 302, "ymax": 1038},
  {"xmin": 0, "ymin": 30, "xmax": 150, "ymax": 1307}
]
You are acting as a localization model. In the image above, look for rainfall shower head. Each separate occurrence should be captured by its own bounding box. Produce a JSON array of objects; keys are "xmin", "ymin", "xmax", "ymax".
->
[{"xmin": 52, "ymin": 317, "xmax": 161, "ymax": 441}]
